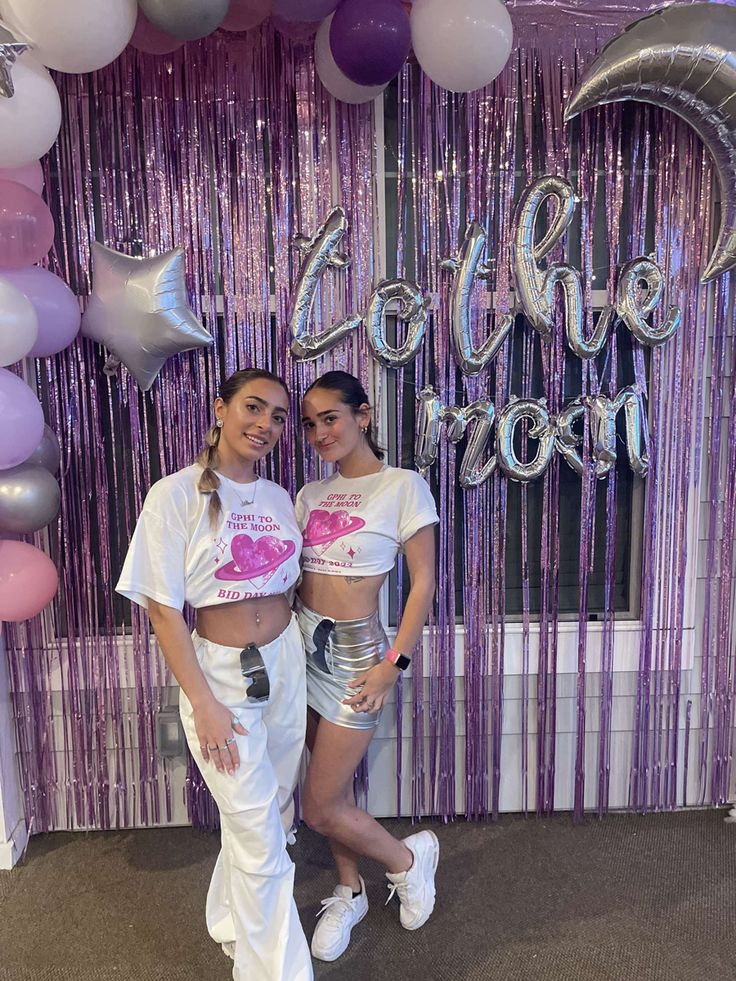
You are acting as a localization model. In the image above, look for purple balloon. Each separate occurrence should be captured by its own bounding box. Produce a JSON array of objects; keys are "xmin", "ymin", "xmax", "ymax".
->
[
  {"xmin": 0, "ymin": 180, "xmax": 55, "ymax": 270},
  {"xmin": 272, "ymin": 0, "xmax": 338, "ymax": 23},
  {"xmin": 0, "ymin": 267, "xmax": 81, "ymax": 357},
  {"xmin": 330, "ymin": 0, "xmax": 410, "ymax": 86},
  {"xmin": 0, "ymin": 368, "xmax": 45, "ymax": 470}
]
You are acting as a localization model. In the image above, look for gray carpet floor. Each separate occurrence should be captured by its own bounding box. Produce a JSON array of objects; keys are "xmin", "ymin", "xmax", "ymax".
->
[{"xmin": 1, "ymin": 809, "xmax": 734, "ymax": 980}]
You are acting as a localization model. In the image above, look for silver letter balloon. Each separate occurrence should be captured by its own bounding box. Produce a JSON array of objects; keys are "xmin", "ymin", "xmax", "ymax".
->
[{"xmin": 289, "ymin": 207, "xmax": 362, "ymax": 360}]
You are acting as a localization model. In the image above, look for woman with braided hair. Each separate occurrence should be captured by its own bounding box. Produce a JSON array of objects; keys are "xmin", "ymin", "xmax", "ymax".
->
[{"xmin": 117, "ymin": 369, "xmax": 312, "ymax": 981}]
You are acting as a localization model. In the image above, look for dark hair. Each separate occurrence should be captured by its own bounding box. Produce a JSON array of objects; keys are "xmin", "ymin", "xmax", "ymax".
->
[
  {"xmin": 305, "ymin": 370, "xmax": 384, "ymax": 460},
  {"xmin": 197, "ymin": 369, "xmax": 289, "ymax": 525}
]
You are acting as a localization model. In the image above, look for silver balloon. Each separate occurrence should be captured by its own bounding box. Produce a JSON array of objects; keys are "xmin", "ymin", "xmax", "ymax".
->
[
  {"xmin": 554, "ymin": 399, "xmax": 585, "ymax": 476},
  {"xmin": 512, "ymin": 176, "xmax": 608, "ymax": 359},
  {"xmin": 496, "ymin": 397, "xmax": 554, "ymax": 482},
  {"xmin": 24, "ymin": 424, "xmax": 60, "ymax": 475},
  {"xmin": 548, "ymin": 264, "xmax": 611, "ymax": 360},
  {"xmin": 442, "ymin": 222, "xmax": 513, "ymax": 375},
  {"xmin": 615, "ymin": 257, "xmax": 681, "ymax": 347},
  {"xmin": 586, "ymin": 395, "xmax": 617, "ymax": 477},
  {"xmin": 554, "ymin": 399, "xmax": 613, "ymax": 479},
  {"xmin": 138, "ymin": 0, "xmax": 229, "ymax": 40},
  {"xmin": 289, "ymin": 207, "xmax": 362, "ymax": 360},
  {"xmin": 617, "ymin": 387, "xmax": 649, "ymax": 478},
  {"xmin": 511, "ymin": 175, "xmax": 577, "ymax": 342},
  {"xmin": 565, "ymin": 2, "xmax": 736, "ymax": 283},
  {"xmin": 458, "ymin": 399, "xmax": 497, "ymax": 488},
  {"xmin": 364, "ymin": 279, "xmax": 430, "ymax": 368},
  {"xmin": 0, "ymin": 463, "xmax": 59, "ymax": 533},
  {"xmin": 0, "ymin": 26, "xmax": 28, "ymax": 99},
  {"xmin": 81, "ymin": 243, "xmax": 212, "ymax": 392},
  {"xmin": 586, "ymin": 386, "xmax": 649, "ymax": 478},
  {"xmin": 414, "ymin": 387, "xmax": 466, "ymax": 473}
]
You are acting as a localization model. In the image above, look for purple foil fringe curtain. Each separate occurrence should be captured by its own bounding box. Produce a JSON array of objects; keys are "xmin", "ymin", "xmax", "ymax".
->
[
  {"xmin": 5, "ymin": 8, "xmax": 736, "ymax": 833},
  {"xmin": 396, "ymin": 26, "xmax": 735, "ymax": 819}
]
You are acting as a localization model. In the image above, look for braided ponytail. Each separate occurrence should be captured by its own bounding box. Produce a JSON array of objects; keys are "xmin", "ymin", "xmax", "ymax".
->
[{"xmin": 196, "ymin": 423, "xmax": 223, "ymax": 527}]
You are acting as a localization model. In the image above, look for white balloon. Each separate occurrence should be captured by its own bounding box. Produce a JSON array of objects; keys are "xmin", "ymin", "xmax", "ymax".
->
[
  {"xmin": 410, "ymin": 0, "xmax": 513, "ymax": 93},
  {"xmin": 0, "ymin": 0, "xmax": 136, "ymax": 73},
  {"xmin": 0, "ymin": 54, "xmax": 60, "ymax": 169},
  {"xmin": 0, "ymin": 276, "xmax": 38, "ymax": 366},
  {"xmin": 315, "ymin": 14, "xmax": 387, "ymax": 105}
]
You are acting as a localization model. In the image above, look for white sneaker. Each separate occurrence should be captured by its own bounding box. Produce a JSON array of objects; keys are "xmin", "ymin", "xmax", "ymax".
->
[
  {"xmin": 311, "ymin": 876, "xmax": 369, "ymax": 962},
  {"xmin": 385, "ymin": 829, "xmax": 439, "ymax": 930}
]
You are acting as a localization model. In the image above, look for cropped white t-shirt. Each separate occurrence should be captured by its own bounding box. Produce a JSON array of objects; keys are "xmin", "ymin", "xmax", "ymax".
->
[
  {"xmin": 116, "ymin": 464, "xmax": 302, "ymax": 611},
  {"xmin": 295, "ymin": 466, "xmax": 438, "ymax": 577}
]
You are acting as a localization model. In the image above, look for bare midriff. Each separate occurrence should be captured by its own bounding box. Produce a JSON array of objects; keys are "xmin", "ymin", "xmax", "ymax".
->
[
  {"xmin": 195, "ymin": 593, "xmax": 291, "ymax": 648},
  {"xmin": 298, "ymin": 570, "xmax": 388, "ymax": 621}
]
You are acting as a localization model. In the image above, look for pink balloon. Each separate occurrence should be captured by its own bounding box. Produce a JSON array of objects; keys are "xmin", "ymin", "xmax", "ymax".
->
[
  {"xmin": 0, "ymin": 540, "xmax": 58, "ymax": 621},
  {"xmin": 0, "ymin": 161, "xmax": 44, "ymax": 195},
  {"xmin": 0, "ymin": 181, "xmax": 55, "ymax": 270},
  {"xmin": 0, "ymin": 368, "xmax": 45, "ymax": 470},
  {"xmin": 221, "ymin": 0, "xmax": 272, "ymax": 31},
  {"xmin": 0, "ymin": 267, "xmax": 81, "ymax": 357},
  {"xmin": 129, "ymin": 8, "xmax": 184, "ymax": 54},
  {"xmin": 272, "ymin": 14, "xmax": 319, "ymax": 40}
]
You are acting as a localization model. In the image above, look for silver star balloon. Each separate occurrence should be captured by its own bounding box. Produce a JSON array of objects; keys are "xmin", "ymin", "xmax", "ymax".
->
[
  {"xmin": 81, "ymin": 243, "xmax": 213, "ymax": 392},
  {"xmin": 0, "ymin": 26, "xmax": 29, "ymax": 99}
]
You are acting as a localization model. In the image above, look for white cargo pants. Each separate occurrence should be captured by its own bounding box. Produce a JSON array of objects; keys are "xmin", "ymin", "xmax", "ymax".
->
[{"xmin": 180, "ymin": 614, "xmax": 312, "ymax": 981}]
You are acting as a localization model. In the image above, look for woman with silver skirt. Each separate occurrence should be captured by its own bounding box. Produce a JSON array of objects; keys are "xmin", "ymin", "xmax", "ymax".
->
[{"xmin": 295, "ymin": 371, "xmax": 440, "ymax": 964}]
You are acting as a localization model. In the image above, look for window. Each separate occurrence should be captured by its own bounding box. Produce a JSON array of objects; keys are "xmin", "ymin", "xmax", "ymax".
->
[{"xmin": 381, "ymin": 83, "xmax": 648, "ymax": 623}]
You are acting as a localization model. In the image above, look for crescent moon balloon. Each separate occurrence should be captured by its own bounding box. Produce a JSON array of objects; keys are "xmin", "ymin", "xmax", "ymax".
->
[{"xmin": 565, "ymin": 2, "xmax": 736, "ymax": 283}]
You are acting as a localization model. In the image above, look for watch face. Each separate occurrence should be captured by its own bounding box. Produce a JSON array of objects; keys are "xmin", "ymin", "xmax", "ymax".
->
[{"xmin": 385, "ymin": 648, "xmax": 411, "ymax": 670}]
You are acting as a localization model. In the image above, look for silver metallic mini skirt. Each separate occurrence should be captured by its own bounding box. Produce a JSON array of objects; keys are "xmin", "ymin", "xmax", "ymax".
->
[{"xmin": 295, "ymin": 597, "xmax": 388, "ymax": 730}]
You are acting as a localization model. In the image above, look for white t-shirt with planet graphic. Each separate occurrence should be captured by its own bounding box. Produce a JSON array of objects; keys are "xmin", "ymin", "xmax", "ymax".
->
[
  {"xmin": 295, "ymin": 466, "xmax": 438, "ymax": 578},
  {"xmin": 117, "ymin": 464, "xmax": 302, "ymax": 611}
]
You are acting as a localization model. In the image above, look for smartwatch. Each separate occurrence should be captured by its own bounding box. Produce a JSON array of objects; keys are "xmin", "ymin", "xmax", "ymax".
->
[{"xmin": 385, "ymin": 647, "xmax": 411, "ymax": 671}]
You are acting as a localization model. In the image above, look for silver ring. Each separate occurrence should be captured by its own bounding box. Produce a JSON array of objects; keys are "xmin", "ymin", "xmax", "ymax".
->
[
  {"xmin": 231, "ymin": 717, "xmax": 241, "ymax": 729},
  {"xmin": 207, "ymin": 745, "xmax": 220, "ymax": 752},
  {"xmin": 224, "ymin": 736, "xmax": 236, "ymax": 746}
]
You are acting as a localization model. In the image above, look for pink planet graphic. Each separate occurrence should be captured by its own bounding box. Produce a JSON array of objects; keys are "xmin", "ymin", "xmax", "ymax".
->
[
  {"xmin": 303, "ymin": 509, "xmax": 365, "ymax": 547},
  {"xmin": 215, "ymin": 533, "xmax": 297, "ymax": 581}
]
